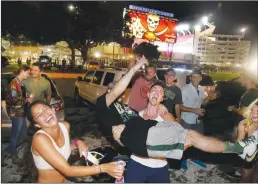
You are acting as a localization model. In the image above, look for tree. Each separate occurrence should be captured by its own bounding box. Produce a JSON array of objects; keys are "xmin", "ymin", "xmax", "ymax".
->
[{"xmin": 64, "ymin": 2, "xmax": 117, "ymax": 66}]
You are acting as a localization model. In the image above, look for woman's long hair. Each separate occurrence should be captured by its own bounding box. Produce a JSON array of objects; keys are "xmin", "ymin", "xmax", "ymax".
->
[{"xmin": 13, "ymin": 65, "xmax": 30, "ymax": 77}]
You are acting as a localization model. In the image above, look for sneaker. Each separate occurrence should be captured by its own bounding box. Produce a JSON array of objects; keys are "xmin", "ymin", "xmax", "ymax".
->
[
  {"xmin": 12, "ymin": 155, "xmax": 24, "ymax": 165},
  {"xmin": 190, "ymin": 159, "xmax": 207, "ymax": 168},
  {"xmin": 238, "ymin": 132, "xmax": 258, "ymax": 162},
  {"xmin": 181, "ymin": 160, "xmax": 188, "ymax": 170}
]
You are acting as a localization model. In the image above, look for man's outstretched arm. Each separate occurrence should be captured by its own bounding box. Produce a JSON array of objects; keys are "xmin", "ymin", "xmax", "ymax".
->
[{"xmin": 106, "ymin": 58, "xmax": 148, "ymax": 107}]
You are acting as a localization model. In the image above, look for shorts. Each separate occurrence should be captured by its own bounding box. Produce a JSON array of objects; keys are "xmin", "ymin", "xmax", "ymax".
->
[
  {"xmin": 146, "ymin": 121, "xmax": 187, "ymax": 160},
  {"xmin": 124, "ymin": 158, "xmax": 170, "ymax": 183}
]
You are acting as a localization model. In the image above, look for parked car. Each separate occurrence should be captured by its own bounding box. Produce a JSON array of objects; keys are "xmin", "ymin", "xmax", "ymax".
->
[
  {"xmin": 74, "ymin": 68, "xmax": 128, "ymax": 105},
  {"xmin": 38, "ymin": 55, "xmax": 52, "ymax": 69},
  {"xmin": 85, "ymin": 61, "xmax": 101, "ymax": 70},
  {"xmin": 1, "ymin": 56, "xmax": 10, "ymax": 68},
  {"xmin": 1, "ymin": 73, "xmax": 65, "ymax": 140},
  {"xmin": 74, "ymin": 67, "xmax": 214, "ymax": 106}
]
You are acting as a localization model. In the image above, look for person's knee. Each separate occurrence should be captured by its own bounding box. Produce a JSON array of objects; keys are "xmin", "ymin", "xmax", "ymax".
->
[
  {"xmin": 186, "ymin": 130, "xmax": 200, "ymax": 141},
  {"xmin": 185, "ymin": 129, "xmax": 204, "ymax": 148}
]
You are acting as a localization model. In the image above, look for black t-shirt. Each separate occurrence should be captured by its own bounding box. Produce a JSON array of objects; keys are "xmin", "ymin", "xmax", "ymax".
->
[
  {"xmin": 239, "ymin": 88, "xmax": 258, "ymax": 108},
  {"xmin": 96, "ymin": 94, "xmax": 139, "ymax": 135},
  {"xmin": 96, "ymin": 94, "xmax": 156, "ymax": 156},
  {"xmin": 120, "ymin": 117, "xmax": 157, "ymax": 156},
  {"xmin": 162, "ymin": 85, "xmax": 183, "ymax": 117}
]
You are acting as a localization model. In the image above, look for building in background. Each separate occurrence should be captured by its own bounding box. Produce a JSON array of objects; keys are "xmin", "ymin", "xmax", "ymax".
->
[
  {"xmin": 3, "ymin": 40, "xmax": 41, "ymax": 63},
  {"xmin": 197, "ymin": 34, "xmax": 250, "ymax": 67}
]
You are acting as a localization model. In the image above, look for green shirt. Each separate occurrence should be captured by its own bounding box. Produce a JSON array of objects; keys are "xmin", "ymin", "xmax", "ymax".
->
[{"xmin": 22, "ymin": 76, "xmax": 52, "ymax": 102}]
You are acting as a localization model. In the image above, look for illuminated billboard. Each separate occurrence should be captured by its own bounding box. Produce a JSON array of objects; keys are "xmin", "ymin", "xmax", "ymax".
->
[{"xmin": 123, "ymin": 5, "xmax": 178, "ymax": 43}]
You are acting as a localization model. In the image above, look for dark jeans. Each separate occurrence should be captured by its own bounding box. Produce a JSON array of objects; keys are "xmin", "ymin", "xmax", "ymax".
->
[
  {"xmin": 124, "ymin": 159, "xmax": 170, "ymax": 183},
  {"xmin": 8, "ymin": 117, "xmax": 27, "ymax": 156}
]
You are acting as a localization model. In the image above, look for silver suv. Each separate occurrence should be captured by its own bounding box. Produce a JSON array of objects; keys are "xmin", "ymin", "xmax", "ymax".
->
[{"xmin": 74, "ymin": 68, "xmax": 127, "ymax": 105}]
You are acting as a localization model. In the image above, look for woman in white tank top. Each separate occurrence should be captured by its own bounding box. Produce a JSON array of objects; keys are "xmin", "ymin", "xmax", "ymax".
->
[{"xmin": 27, "ymin": 100, "xmax": 124, "ymax": 183}]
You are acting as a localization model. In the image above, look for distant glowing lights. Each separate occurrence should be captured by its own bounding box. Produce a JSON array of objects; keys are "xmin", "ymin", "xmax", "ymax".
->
[
  {"xmin": 202, "ymin": 16, "xmax": 208, "ymax": 25},
  {"xmin": 68, "ymin": 4, "xmax": 75, "ymax": 11},
  {"xmin": 194, "ymin": 25, "xmax": 201, "ymax": 32},
  {"xmin": 95, "ymin": 52, "xmax": 100, "ymax": 58}
]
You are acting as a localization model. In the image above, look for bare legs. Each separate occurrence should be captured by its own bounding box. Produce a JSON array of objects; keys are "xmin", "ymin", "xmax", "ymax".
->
[{"xmin": 186, "ymin": 130, "xmax": 225, "ymax": 153}]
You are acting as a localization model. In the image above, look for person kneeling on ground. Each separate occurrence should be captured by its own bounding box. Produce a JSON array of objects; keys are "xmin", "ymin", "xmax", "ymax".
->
[{"xmin": 27, "ymin": 100, "xmax": 124, "ymax": 183}]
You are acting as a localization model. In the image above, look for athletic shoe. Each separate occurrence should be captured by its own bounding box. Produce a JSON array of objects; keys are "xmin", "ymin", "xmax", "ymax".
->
[
  {"xmin": 238, "ymin": 131, "xmax": 258, "ymax": 162},
  {"xmin": 190, "ymin": 159, "xmax": 207, "ymax": 168},
  {"xmin": 181, "ymin": 159, "xmax": 188, "ymax": 170}
]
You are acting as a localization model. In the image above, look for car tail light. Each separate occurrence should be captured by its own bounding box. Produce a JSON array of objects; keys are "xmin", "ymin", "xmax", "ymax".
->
[{"xmin": 51, "ymin": 102, "xmax": 64, "ymax": 112}]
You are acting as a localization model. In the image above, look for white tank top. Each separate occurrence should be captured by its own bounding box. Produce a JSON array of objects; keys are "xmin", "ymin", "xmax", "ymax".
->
[
  {"xmin": 130, "ymin": 111, "xmax": 168, "ymax": 168},
  {"xmin": 32, "ymin": 123, "xmax": 71, "ymax": 170}
]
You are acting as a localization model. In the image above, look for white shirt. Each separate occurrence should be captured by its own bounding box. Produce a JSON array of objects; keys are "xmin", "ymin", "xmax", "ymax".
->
[
  {"xmin": 130, "ymin": 111, "xmax": 168, "ymax": 168},
  {"xmin": 181, "ymin": 82, "xmax": 205, "ymax": 124}
]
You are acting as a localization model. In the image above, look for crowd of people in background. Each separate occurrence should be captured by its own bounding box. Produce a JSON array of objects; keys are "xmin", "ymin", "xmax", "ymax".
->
[
  {"xmin": 1, "ymin": 42, "xmax": 257, "ymax": 183},
  {"xmin": 96, "ymin": 42, "xmax": 258, "ymax": 183}
]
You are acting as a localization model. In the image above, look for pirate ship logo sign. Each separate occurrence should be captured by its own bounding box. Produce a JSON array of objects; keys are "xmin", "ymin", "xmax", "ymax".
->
[{"xmin": 124, "ymin": 6, "xmax": 177, "ymax": 43}]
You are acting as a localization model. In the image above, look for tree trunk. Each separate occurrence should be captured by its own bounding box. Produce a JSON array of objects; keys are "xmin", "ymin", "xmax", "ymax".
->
[
  {"xmin": 81, "ymin": 45, "xmax": 89, "ymax": 66},
  {"xmin": 71, "ymin": 47, "xmax": 75, "ymax": 67}
]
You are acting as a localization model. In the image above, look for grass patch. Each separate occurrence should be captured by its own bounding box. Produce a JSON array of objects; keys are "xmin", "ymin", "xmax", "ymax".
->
[{"xmin": 208, "ymin": 72, "xmax": 239, "ymax": 81}]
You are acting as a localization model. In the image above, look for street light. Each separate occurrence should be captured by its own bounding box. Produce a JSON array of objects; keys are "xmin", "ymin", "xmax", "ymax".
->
[
  {"xmin": 95, "ymin": 52, "xmax": 100, "ymax": 58},
  {"xmin": 176, "ymin": 24, "xmax": 190, "ymax": 31},
  {"xmin": 202, "ymin": 16, "xmax": 208, "ymax": 25},
  {"xmin": 176, "ymin": 24, "xmax": 190, "ymax": 35},
  {"xmin": 68, "ymin": 4, "xmax": 75, "ymax": 11},
  {"xmin": 240, "ymin": 27, "xmax": 246, "ymax": 37},
  {"xmin": 241, "ymin": 28, "xmax": 246, "ymax": 33},
  {"xmin": 194, "ymin": 25, "xmax": 201, "ymax": 32}
]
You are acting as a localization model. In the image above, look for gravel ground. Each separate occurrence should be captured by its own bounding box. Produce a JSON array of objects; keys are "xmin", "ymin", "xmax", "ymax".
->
[{"xmin": 1, "ymin": 103, "xmax": 239, "ymax": 183}]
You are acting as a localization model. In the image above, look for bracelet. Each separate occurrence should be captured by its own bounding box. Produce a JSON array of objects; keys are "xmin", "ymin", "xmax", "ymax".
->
[{"xmin": 73, "ymin": 139, "xmax": 79, "ymax": 148}]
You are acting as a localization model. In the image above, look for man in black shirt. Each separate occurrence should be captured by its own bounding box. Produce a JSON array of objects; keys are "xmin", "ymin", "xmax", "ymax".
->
[
  {"xmin": 162, "ymin": 68, "xmax": 183, "ymax": 123},
  {"xmin": 228, "ymin": 73, "xmax": 258, "ymax": 119}
]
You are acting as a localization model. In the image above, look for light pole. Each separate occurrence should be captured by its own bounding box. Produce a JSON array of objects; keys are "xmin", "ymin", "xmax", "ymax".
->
[
  {"xmin": 239, "ymin": 28, "xmax": 246, "ymax": 64},
  {"xmin": 192, "ymin": 25, "xmax": 201, "ymax": 64}
]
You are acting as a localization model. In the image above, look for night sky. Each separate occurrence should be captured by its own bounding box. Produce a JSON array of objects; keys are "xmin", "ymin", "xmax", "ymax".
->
[{"xmin": 2, "ymin": 1, "xmax": 258, "ymax": 58}]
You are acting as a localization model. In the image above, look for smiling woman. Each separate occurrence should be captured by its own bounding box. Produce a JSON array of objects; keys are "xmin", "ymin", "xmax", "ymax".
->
[
  {"xmin": 235, "ymin": 99, "xmax": 258, "ymax": 183},
  {"xmin": 26, "ymin": 100, "xmax": 125, "ymax": 183}
]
